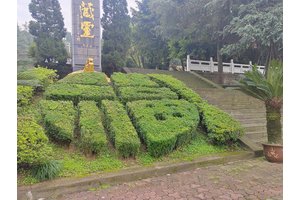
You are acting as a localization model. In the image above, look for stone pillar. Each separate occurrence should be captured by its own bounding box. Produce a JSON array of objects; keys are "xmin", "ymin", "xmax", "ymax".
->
[
  {"xmin": 186, "ymin": 55, "xmax": 191, "ymax": 71},
  {"xmin": 230, "ymin": 59, "xmax": 234, "ymax": 74},
  {"xmin": 210, "ymin": 57, "xmax": 214, "ymax": 73},
  {"xmin": 72, "ymin": 0, "xmax": 101, "ymax": 72}
]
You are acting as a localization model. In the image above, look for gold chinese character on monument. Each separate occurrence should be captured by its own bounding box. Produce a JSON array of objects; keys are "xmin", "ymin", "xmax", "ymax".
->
[
  {"xmin": 80, "ymin": 21, "xmax": 95, "ymax": 38},
  {"xmin": 80, "ymin": 1, "xmax": 94, "ymax": 20}
]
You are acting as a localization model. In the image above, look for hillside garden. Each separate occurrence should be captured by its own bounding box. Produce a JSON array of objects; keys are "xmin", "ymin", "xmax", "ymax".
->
[{"xmin": 17, "ymin": 69, "xmax": 244, "ymax": 185}]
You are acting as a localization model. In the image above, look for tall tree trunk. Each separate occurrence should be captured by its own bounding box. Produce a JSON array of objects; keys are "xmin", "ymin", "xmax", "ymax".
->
[
  {"xmin": 265, "ymin": 102, "xmax": 282, "ymax": 144},
  {"xmin": 217, "ymin": 39, "xmax": 224, "ymax": 84}
]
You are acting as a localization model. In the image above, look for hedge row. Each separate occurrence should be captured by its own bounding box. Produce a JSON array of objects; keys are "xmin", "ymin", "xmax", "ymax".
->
[
  {"xmin": 111, "ymin": 73, "xmax": 159, "ymax": 88},
  {"xmin": 101, "ymin": 100, "xmax": 140, "ymax": 158},
  {"xmin": 39, "ymin": 100, "xmax": 76, "ymax": 144},
  {"xmin": 17, "ymin": 67, "xmax": 58, "ymax": 89},
  {"xmin": 17, "ymin": 85, "xmax": 34, "ymax": 107},
  {"xmin": 17, "ymin": 80, "xmax": 43, "ymax": 91},
  {"xmin": 148, "ymin": 74, "xmax": 243, "ymax": 145},
  {"xmin": 17, "ymin": 117, "xmax": 53, "ymax": 166},
  {"xmin": 58, "ymin": 72, "xmax": 108, "ymax": 86},
  {"xmin": 78, "ymin": 101, "xmax": 108, "ymax": 154},
  {"xmin": 127, "ymin": 100, "xmax": 199, "ymax": 157},
  {"xmin": 116, "ymin": 86, "xmax": 178, "ymax": 103},
  {"xmin": 45, "ymin": 84, "xmax": 116, "ymax": 105}
]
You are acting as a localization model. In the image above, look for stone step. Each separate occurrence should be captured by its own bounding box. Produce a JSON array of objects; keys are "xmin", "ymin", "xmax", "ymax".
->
[
  {"xmin": 244, "ymin": 125, "xmax": 267, "ymax": 132},
  {"xmin": 237, "ymin": 118, "xmax": 266, "ymax": 124}
]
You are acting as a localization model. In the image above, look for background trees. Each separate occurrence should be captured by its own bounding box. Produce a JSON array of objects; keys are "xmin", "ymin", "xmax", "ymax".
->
[
  {"xmin": 28, "ymin": 0, "xmax": 67, "ymax": 69},
  {"xmin": 101, "ymin": 0, "xmax": 131, "ymax": 75}
]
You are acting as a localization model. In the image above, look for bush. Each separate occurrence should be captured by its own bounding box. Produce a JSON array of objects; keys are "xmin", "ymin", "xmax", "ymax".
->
[
  {"xmin": 101, "ymin": 100, "xmax": 140, "ymax": 158},
  {"xmin": 149, "ymin": 74, "xmax": 244, "ymax": 145},
  {"xmin": 45, "ymin": 84, "xmax": 116, "ymax": 105},
  {"xmin": 111, "ymin": 73, "xmax": 159, "ymax": 88},
  {"xmin": 17, "ymin": 117, "xmax": 53, "ymax": 166},
  {"xmin": 116, "ymin": 86, "xmax": 178, "ymax": 103},
  {"xmin": 17, "ymin": 80, "xmax": 43, "ymax": 91},
  {"xmin": 17, "ymin": 86, "xmax": 34, "ymax": 107},
  {"xmin": 199, "ymin": 102, "xmax": 244, "ymax": 145},
  {"xmin": 127, "ymin": 100, "xmax": 199, "ymax": 157},
  {"xmin": 31, "ymin": 160, "xmax": 62, "ymax": 181},
  {"xmin": 78, "ymin": 101, "xmax": 108, "ymax": 154},
  {"xmin": 39, "ymin": 100, "xmax": 76, "ymax": 144},
  {"xmin": 58, "ymin": 72, "xmax": 108, "ymax": 86},
  {"xmin": 17, "ymin": 67, "xmax": 58, "ymax": 89}
]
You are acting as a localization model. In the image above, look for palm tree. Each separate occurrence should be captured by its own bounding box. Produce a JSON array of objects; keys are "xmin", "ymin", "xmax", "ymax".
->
[{"xmin": 239, "ymin": 60, "xmax": 283, "ymax": 144}]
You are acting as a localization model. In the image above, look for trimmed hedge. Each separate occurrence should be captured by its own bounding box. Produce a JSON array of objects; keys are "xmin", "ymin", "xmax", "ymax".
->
[
  {"xmin": 17, "ymin": 117, "xmax": 53, "ymax": 166},
  {"xmin": 148, "ymin": 74, "xmax": 244, "ymax": 145},
  {"xmin": 78, "ymin": 101, "xmax": 108, "ymax": 154},
  {"xmin": 17, "ymin": 67, "xmax": 58, "ymax": 89},
  {"xmin": 116, "ymin": 86, "xmax": 178, "ymax": 103},
  {"xmin": 45, "ymin": 84, "xmax": 116, "ymax": 105},
  {"xmin": 17, "ymin": 85, "xmax": 34, "ymax": 107},
  {"xmin": 17, "ymin": 80, "xmax": 43, "ymax": 91},
  {"xmin": 58, "ymin": 72, "xmax": 108, "ymax": 86},
  {"xmin": 39, "ymin": 100, "xmax": 76, "ymax": 144},
  {"xmin": 111, "ymin": 73, "xmax": 159, "ymax": 88},
  {"xmin": 101, "ymin": 100, "xmax": 140, "ymax": 158},
  {"xmin": 127, "ymin": 100, "xmax": 199, "ymax": 157},
  {"xmin": 199, "ymin": 102, "xmax": 244, "ymax": 145}
]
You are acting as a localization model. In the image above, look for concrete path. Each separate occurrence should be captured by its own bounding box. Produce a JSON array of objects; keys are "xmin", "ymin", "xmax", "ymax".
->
[{"xmin": 59, "ymin": 158, "xmax": 282, "ymax": 200}]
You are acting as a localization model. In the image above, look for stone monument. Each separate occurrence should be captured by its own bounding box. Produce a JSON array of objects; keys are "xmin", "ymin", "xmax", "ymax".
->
[{"xmin": 72, "ymin": 0, "xmax": 101, "ymax": 71}]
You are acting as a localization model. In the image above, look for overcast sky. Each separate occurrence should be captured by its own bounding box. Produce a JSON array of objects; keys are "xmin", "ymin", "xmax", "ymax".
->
[{"xmin": 17, "ymin": 0, "xmax": 139, "ymax": 32}]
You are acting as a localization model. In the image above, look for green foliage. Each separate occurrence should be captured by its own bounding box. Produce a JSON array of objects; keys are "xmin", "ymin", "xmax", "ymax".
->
[
  {"xmin": 199, "ymin": 102, "xmax": 244, "ymax": 145},
  {"xmin": 116, "ymin": 86, "xmax": 178, "ymax": 103},
  {"xmin": 101, "ymin": 0, "xmax": 131, "ymax": 72},
  {"xmin": 17, "ymin": 86, "xmax": 34, "ymax": 107},
  {"xmin": 17, "ymin": 24, "xmax": 34, "ymax": 70},
  {"xmin": 149, "ymin": 74, "xmax": 243, "ymax": 145},
  {"xmin": 111, "ymin": 73, "xmax": 159, "ymax": 88},
  {"xmin": 17, "ymin": 118, "xmax": 53, "ymax": 166},
  {"xmin": 127, "ymin": 100, "xmax": 199, "ymax": 157},
  {"xmin": 59, "ymin": 72, "xmax": 108, "ymax": 86},
  {"xmin": 39, "ymin": 100, "xmax": 76, "ymax": 144},
  {"xmin": 17, "ymin": 67, "xmax": 58, "ymax": 89},
  {"xmin": 45, "ymin": 84, "xmax": 116, "ymax": 105},
  {"xmin": 29, "ymin": 0, "xmax": 67, "ymax": 67},
  {"xmin": 101, "ymin": 100, "xmax": 140, "ymax": 158},
  {"xmin": 17, "ymin": 80, "xmax": 43, "ymax": 91},
  {"xmin": 78, "ymin": 101, "xmax": 108, "ymax": 154},
  {"xmin": 148, "ymin": 74, "xmax": 204, "ymax": 105},
  {"xmin": 31, "ymin": 160, "xmax": 62, "ymax": 181}
]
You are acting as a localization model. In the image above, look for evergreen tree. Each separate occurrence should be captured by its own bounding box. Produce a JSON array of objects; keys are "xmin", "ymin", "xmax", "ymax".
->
[
  {"xmin": 101, "ymin": 0, "xmax": 131, "ymax": 74},
  {"xmin": 28, "ymin": 0, "xmax": 67, "ymax": 68},
  {"xmin": 132, "ymin": 0, "xmax": 169, "ymax": 70}
]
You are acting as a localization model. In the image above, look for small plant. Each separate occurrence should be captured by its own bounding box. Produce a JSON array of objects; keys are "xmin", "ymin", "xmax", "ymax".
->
[
  {"xmin": 31, "ymin": 160, "xmax": 62, "ymax": 181},
  {"xmin": 111, "ymin": 73, "xmax": 159, "ymax": 88},
  {"xmin": 58, "ymin": 72, "xmax": 108, "ymax": 86}
]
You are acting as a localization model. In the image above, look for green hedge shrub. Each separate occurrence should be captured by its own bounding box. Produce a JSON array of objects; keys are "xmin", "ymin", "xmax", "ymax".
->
[
  {"xmin": 111, "ymin": 73, "xmax": 159, "ymax": 88},
  {"xmin": 101, "ymin": 100, "xmax": 140, "ymax": 158},
  {"xmin": 17, "ymin": 80, "xmax": 43, "ymax": 91},
  {"xmin": 148, "ymin": 74, "xmax": 244, "ymax": 145},
  {"xmin": 17, "ymin": 86, "xmax": 34, "ymax": 107},
  {"xmin": 127, "ymin": 100, "xmax": 199, "ymax": 157},
  {"xmin": 58, "ymin": 72, "xmax": 108, "ymax": 86},
  {"xmin": 39, "ymin": 100, "xmax": 76, "ymax": 144},
  {"xmin": 78, "ymin": 101, "xmax": 108, "ymax": 154},
  {"xmin": 17, "ymin": 67, "xmax": 58, "ymax": 89},
  {"xmin": 199, "ymin": 103, "xmax": 244, "ymax": 145},
  {"xmin": 45, "ymin": 84, "xmax": 116, "ymax": 105},
  {"xmin": 116, "ymin": 86, "xmax": 178, "ymax": 103},
  {"xmin": 17, "ymin": 117, "xmax": 53, "ymax": 166}
]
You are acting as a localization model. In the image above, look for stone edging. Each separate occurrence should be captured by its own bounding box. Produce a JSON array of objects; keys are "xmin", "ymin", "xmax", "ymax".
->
[{"xmin": 17, "ymin": 151, "xmax": 255, "ymax": 200}]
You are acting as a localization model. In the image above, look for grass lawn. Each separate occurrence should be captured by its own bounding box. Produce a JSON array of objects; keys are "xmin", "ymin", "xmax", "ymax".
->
[{"xmin": 17, "ymin": 129, "xmax": 241, "ymax": 185}]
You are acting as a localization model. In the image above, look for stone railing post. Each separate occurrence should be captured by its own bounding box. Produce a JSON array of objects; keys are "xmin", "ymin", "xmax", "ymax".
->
[
  {"xmin": 230, "ymin": 59, "xmax": 234, "ymax": 74},
  {"xmin": 210, "ymin": 57, "xmax": 214, "ymax": 73},
  {"xmin": 186, "ymin": 55, "xmax": 191, "ymax": 71}
]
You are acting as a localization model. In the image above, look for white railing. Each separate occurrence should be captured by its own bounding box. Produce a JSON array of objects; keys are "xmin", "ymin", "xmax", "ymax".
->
[{"xmin": 186, "ymin": 55, "xmax": 265, "ymax": 74}]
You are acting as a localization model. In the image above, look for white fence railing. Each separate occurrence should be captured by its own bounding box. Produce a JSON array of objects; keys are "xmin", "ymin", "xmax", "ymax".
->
[{"xmin": 186, "ymin": 55, "xmax": 265, "ymax": 74}]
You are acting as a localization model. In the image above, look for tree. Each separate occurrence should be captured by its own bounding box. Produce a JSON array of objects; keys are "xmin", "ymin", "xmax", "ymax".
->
[
  {"xmin": 28, "ymin": 0, "xmax": 67, "ymax": 68},
  {"xmin": 239, "ymin": 60, "xmax": 282, "ymax": 144},
  {"xmin": 101, "ymin": 0, "xmax": 131, "ymax": 74},
  {"xmin": 222, "ymin": 0, "xmax": 283, "ymax": 67},
  {"xmin": 131, "ymin": 0, "xmax": 170, "ymax": 70},
  {"xmin": 17, "ymin": 24, "xmax": 34, "ymax": 71}
]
